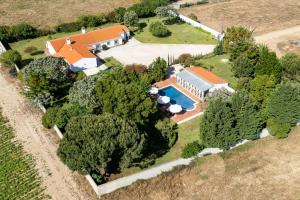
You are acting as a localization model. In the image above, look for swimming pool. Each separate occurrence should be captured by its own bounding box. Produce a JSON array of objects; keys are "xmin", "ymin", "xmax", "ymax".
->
[{"xmin": 158, "ymin": 86, "xmax": 196, "ymax": 110}]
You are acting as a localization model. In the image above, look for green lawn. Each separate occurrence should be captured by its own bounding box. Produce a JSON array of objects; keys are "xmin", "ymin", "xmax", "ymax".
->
[
  {"xmin": 135, "ymin": 17, "xmax": 217, "ymax": 44},
  {"xmin": 196, "ymin": 54, "xmax": 238, "ymax": 88},
  {"xmin": 103, "ymin": 57, "xmax": 123, "ymax": 68},
  {"xmin": 9, "ymin": 23, "xmax": 117, "ymax": 60},
  {"xmin": 155, "ymin": 116, "xmax": 202, "ymax": 165}
]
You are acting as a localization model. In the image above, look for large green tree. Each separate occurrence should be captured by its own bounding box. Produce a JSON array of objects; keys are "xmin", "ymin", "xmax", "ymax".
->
[
  {"xmin": 280, "ymin": 53, "xmax": 300, "ymax": 83},
  {"xmin": 250, "ymin": 75, "xmax": 276, "ymax": 107},
  {"xmin": 57, "ymin": 114, "xmax": 145, "ymax": 177},
  {"xmin": 22, "ymin": 57, "xmax": 72, "ymax": 105},
  {"xmin": 266, "ymin": 84, "xmax": 300, "ymax": 126},
  {"xmin": 200, "ymin": 98, "xmax": 238, "ymax": 149},
  {"xmin": 124, "ymin": 11, "xmax": 139, "ymax": 27},
  {"xmin": 255, "ymin": 46, "xmax": 282, "ymax": 83},
  {"xmin": 95, "ymin": 69, "xmax": 157, "ymax": 125},
  {"xmin": 149, "ymin": 57, "xmax": 168, "ymax": 82}
]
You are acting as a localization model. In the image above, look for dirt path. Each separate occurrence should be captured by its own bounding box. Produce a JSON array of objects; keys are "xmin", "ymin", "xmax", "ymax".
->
[
  {"xmin": 255, "ymin": 25, "xmax": 300, "ymax": 56},
  {"xmin": 0, "ymin": 70, "xmax": 96, "ymax": 200}
]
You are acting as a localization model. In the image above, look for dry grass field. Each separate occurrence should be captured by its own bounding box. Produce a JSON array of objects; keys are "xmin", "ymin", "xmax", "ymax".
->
[
  {"xmin": 102, "ymin": 126, "xmax": 300, "ymax": 200},
  {"xmin": 180, "ymin": 0, "xmax": 300, "ymax": 35},
  {"xmin": 0, "ymin": 0, "xmax": 139, "ymax": 28}
]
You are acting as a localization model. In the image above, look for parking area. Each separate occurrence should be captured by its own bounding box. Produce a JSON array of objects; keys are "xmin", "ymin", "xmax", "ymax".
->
[{"xmin": 98, "ymin": 38, "xmax": 215, "ymax": 66}]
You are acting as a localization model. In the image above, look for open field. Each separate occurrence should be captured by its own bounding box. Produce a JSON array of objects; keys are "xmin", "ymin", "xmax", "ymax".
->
[
  {"xmin": 255, "ymin": 26, "xmax": 300, "ymax": 57},
  {"xmin": 0, "ymin": 109, "xmax": 46, "ymax": 199},
  {"xmin": 135, "ymin": 17, "xmax": 217, "ymax": 44},
  {"xmin": 180, "ymin": 0, "xmax": 300, "ymax": 36},
  {"xmin": 102, "ymin": 125, "xmax": 300, "ymax": 200},
  {"xmin": 0, "ymin": 0, "xmax": 138, "ymax": 28}
]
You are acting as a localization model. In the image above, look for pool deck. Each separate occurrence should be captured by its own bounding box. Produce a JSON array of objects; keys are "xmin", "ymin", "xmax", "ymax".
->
[{"xmin": 154, "ymin": 77, "xmax": 205, "ymax": 124}]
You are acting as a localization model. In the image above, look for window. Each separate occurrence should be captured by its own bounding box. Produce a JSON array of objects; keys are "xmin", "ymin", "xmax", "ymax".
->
[
  {"xmin": 107, "ymin": 41, "xmax": 111, "ymax": 45},
  {"xmin": 114, "ymin": 40, "xmax": 119, "ymax": 45}
]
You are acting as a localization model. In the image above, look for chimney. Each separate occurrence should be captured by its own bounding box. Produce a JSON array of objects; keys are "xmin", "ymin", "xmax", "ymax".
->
[
  {"xmin": 66, "ymin": 38, "xmax": 71, "ymax": 45},
  {"xmin": 81, "ymin": 27, "xmax": 86, "ymax": 34}
]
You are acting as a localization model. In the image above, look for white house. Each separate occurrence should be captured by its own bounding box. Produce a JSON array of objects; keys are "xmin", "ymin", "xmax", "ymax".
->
[
  {"xmin": 45, "ymin": 25, "xmax": 130, "ymax": 72},
  {"xmin": 176, "ymin": 67, "xmax": 229, "ymax": 99}
]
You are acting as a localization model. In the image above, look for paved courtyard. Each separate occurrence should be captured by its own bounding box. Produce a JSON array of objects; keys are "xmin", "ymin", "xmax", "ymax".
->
[{"xmin": 98, "ymin": 38, "xmax": 215, "ymax": 66}]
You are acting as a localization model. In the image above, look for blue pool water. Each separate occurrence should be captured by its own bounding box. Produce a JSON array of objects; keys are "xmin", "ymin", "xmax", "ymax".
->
[{"xmin": 159, "ymin": 86, "xmax": 196, "ymax": 110}]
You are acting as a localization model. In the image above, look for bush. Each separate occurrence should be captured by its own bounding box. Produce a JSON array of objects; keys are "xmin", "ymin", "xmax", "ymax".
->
[
  {"xmin": 24, "ymin": 46, "xmax": 38, "ymax": 54},
  {"xmin": 124, "ymin": 11, "xmax": 139, "ymax": 27},
  {"xmin": 213, "ymin": 40, "xmax": 224, "ymax": 55},
  {"xmin": 181, "ymin": 141, "xmax": 204, "ymax": 158},
  {"xmin": 54, "ymin": 22, "xmax": 82, "ymax": 33},
  {"xmin": 267, "ymin": 118, "xmax": 291, "ymax": 139},
  {"xmin": 0, "ymin": 50, "xmax": 22, "ymax": 68},
  {"xmin": 102, "ymin": 44, "xmax": 109, "ymax": 50},
  {"xmin": 9, "ymin": 24, "xmax": 38, "ymax": 41},
  {"xmin": 125, "ymin": 64, "xmax": 148, "ymax": 73},
  {"xmin": 188, "ymin": 13, "xmax": 198, "ymax": 21},
  {"xmin": 107, "ymin": 7, "xmax": 127, "ymax": 23},
  {"xmin": 149, "ymin": 21, "xmax": 170, "ymax": 37},
  {"xmin": 155, "ymin": 118, "xmax": 178, "ymax": 148},
  {"xmin": 174, "ymin": 53, "xmax": 194, "ymax": 67},
  {"xmin": 42, "ymin": 107, "xmax": 60, "ymax": 128},
  {"xmin": 78, "ymin": 15, "xmax": 107, "ymax": 27},
  {"xmin": 162, "ymin": 16, "xmax": 183, "ymax": 25}
]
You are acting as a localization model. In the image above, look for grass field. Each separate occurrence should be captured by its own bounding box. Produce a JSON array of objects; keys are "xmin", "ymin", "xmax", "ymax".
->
[
  {"xmin": 180, "ymin": 0, "xmax": 300, "ymax": 36},
  {"xmin": 0, "ymin": 0, "xmax": 138, "ymax": 28},
  {"xmin": 196, "ymin": 54, "xmax": 238, "ymax": 88},
  {"xmin": 135, "ymin": 17, "xmax": 217, "ymax": 44},
  {"xmin": 0, "ymin": 109, "xmax": 46, "ymax": 199}
]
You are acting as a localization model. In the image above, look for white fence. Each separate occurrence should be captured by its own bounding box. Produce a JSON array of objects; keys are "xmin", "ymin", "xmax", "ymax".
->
[{"xmin": 178, "ymin": 14, "xmax": 223, "ymax": 40}]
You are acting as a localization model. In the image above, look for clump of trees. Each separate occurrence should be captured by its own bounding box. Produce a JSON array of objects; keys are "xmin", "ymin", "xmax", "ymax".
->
[
  {"xmin": 149, "ymin": 21, "xmax": 171, "ymax": 37},
  {"xmin": 200, "ymin": 92, "xmax": 262, "ymax": 149},
  {"xmin": 21, "ymin": 57, "xmax": 73, "ymax": 105},
  {"xmin": 57, "ymin": 114, "xmax": 146, "ymax": 182}
]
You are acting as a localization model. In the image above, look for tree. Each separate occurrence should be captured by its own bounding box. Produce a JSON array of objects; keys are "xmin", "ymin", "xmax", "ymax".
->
[
  {"xmin": 149, "ymin": 21, "xmax": 171, "ymax": 37},
  {"xmin": 200, "ymin": 98, "xmax": 238, "ymax": 149},
  {"xmin": 154, "ymin": 6, "xmax": 175, "ymax": 18},
  {"xmin": 155, "ymin": 118, "xmax": 178, "ymax": 148},
  {"xmin": 95, "ymin": 69, "xmax": 157, "ymax": 125},
  {"xmin": 255, "ymin": 46, "xmax": 282, "ymax": 83},
  {"xmin": 250, "ymin": 75, "xmax": 276, "ymax": 107},
  {"xmin": 280, "ymin": 53, "xmax": 300, "ymax": 83},
  {"xmin": 42, "ymin": 106, "xmax": 60, "ymax": 128},
  {"xmin": 57, "ymin": 114, "xmax": 146, "ymax": 176},
  {"xmin": 231, "ymin": 92, "xmax": 262, "ymax": 140},
  {"xmin": 68, "ymin": 75, "xmax": 101, "ymax": 112},
  {"xmin": 124, "ymin": 11, "xmax": 139, "ymax": 27},
  {"xmin": 223, "ymin": 26, "xmax": 254, "ymax": 53},
  {"xmin": 267, "ymin": 118, "xmax": 291, "ymax": 139},
  {"xmin": 108, "ymin": 7, "xmax": 127, "ymax": 23},
  {"xmin": 22, "ymin": 57, "xmax": 72, "ymax": 105},
  {"xmin": 213, "ymin": 40, "xmax": 224, "ymax": 55},
  {"xmin": 10, "ymin": 24, "xmax": 38, "ymax": 40},
  {"xmin": 0, "ymin": 50, "xmax": 22, "ymax": 68},
  {"xmin": 232, "ymin": 53, "xmax": 254, "ymax": 78},
  {"xmin": 149, "ymin": 57, "xmax": 168, "ymax": 82},
  {"xmin": 266, "ymin": 84, "xmax": 300, "ymax": 126}
]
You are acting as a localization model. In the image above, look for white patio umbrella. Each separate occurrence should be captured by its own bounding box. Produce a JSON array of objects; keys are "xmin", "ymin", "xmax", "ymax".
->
[
  {"xmin": 157, "ymin": 96, "xmax": 170, "ymax": 104},
  {"xmin": 168, "ymin": 104, "xmax": 183, "ymax": 114},
  {"xmin": 149, "ymin": 87, "xmax": 159, "ymax": 95}
]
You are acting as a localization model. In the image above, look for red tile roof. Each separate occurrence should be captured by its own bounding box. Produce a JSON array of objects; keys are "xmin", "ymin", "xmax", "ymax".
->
[
  {"xmin": 48, "ymin": 25, "xmax": 129, "ymax": 64},
  {"xmin": 187, "ymin": 67, "xmax": 227, "ymax": 84}
]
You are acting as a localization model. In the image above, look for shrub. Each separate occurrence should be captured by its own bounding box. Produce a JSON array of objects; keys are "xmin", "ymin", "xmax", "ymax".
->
[
  {"xmin": 162, "ymin": 16, "xmax": 183, "ymax": 25},
  {"xmin": 124, "ymin": 11, "xmax": 139, "ymax": 27},
  {"xmin": 188, "ymin": 13, "xmax": 198, "ymax": 21},
  {"xmin": 213, "ymin": 40, "xmax": 224, "ymax": 55},
  {"xmin": 102, "ymin": 44, "xmax": 109, "ymax": 50},
  {"xmin": 24, "ymin": 46, "xmax": 38, "ymax": 54},
  {"xmin": 78, "ymin": 14, "xmax": 107, "ymax": 27},
  {"xmin": 107, "ymin": 7, "xmax": 127, "ymax": 23},
  {"xmin": 154, "ymin": 6, "xmax": 176, "ymax": 18},
  {"xmin": 174, "ymin": 53, "xmax": 194, "ymax": 67},
  {"xmin": 42, "ymin": 107, "xmax": 60, "ymax": 128},
  {"xmin": 267, "ymin": 118, "xmax": 291, "ymax": 139},
  {"xmin": 155, "ymin": 118, "xmax": 178, "ymax": 148},
  {"xmin": 10, "ymin": 24, "xmax": 38, "ymax": 41},
  {"xmin": 125, "ymin": 64, "xmax": 148, "ymax": 73},
  {"xmin": 149, "ymin": 21, "xmax": 170, "ymax": 37},
  {"xmin": 0, "ymin": 50, "xmax": 22, "ymax": 68},
  {"xmin": 54, "ymin": 22, "xmax": 82, "ymax": 33},
  {"xmin": 181, "ymin": 141, "xmax": 204, "ymax": 158}
]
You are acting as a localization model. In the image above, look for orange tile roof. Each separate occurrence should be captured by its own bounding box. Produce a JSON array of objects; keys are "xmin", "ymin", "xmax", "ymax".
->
[
  {"xmin": 49, "ymin": 25, "xmax": 129, "ymax": 64},
  {"xmin": 187, "ymin": 67, "xmax": 227, "ymax": 84}
]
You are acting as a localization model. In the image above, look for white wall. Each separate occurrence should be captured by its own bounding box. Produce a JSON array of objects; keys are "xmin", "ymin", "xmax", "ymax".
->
[
  {"xmin": 70, "ymin": 58, "xmax": 98, "ymax": 72},
  {"xmin": 46, "ymin": 41, "xmax": 57, "ymax": 55}
]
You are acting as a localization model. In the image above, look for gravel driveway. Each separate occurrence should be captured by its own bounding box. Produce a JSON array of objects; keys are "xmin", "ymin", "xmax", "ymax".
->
[{"xmin": 98, "ymin": 38, "xmax": 215, "ymax": 66}]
